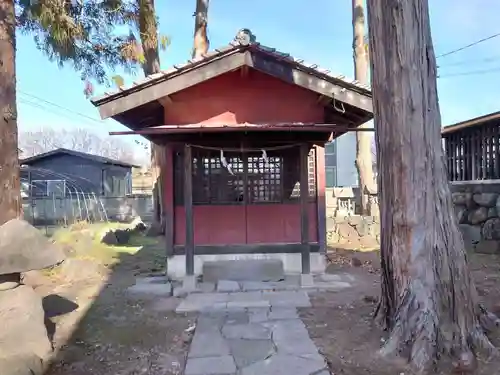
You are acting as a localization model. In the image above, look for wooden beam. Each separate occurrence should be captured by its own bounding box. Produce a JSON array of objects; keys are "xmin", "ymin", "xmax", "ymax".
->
[
  {"xmin": 158, "ymin": 96, "xmax": 173, "ymax": 108},
  {"xmin": 184, "ymin": 144, "xmax": 194, "ymax": 276},
  {"xmin": 245, "ymin": 51, "xmax": 373, "ymax": 113},
  {"xmin": 97, "ymin": 52, "xmax": 247, "ymax": 119},
  {"xmin": 240, "ymin": 65, "xmax": 249, "ymax": 78},
  {"xmin": 300, "ymin": 143, "xmax": 311, "ymax": 274}
]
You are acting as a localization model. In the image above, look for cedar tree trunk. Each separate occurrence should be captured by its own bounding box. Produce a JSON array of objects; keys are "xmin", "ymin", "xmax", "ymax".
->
[
  {"xmin": 139, "ymin": 0, "xmax": 164, "ymax": 231},
  {"xmin": 192, "ymin": 0, "xmax": 209, "ymax": 59},
  {"xmin": 352, "ymin": 0, "xmax": 375, "ymax": 215},
  {"xmin": 0, "ymin": 0, "xmax": 21, "ymax": 225},
  {"xmin": 367, "ymin": 0, "xmax": 498, "ymax": 372}
]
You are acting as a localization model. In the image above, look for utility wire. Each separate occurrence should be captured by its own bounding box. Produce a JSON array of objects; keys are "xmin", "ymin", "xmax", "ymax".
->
[
  {"xmin": 438, "ymin": 55, "xmax": 500, "ymax": 68},
  {"xmin": 18, "ymin": 91, "xmax": 103, "ymax": 124},
  {"xmin": 437, "ymin": 66, "xmax": 500, "ymax": 78},
  {"xmin": 18, "ymin": 98, "xmax": 102, "ymax": 128},
  {"xmin": 436, "ymin": 32, "xmax": 500, "ymax": 58}
]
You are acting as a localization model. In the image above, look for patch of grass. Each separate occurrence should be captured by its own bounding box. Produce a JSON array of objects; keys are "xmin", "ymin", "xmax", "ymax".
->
[{"xmin": 51, "ymin": 222, "xmax": 147, "ymax": 266}]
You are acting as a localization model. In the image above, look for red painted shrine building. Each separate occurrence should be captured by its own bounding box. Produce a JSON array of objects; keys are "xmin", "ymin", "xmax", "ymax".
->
[{"xmin": 91, "ymin": 32, "xmax": 373, "ymax": 279}]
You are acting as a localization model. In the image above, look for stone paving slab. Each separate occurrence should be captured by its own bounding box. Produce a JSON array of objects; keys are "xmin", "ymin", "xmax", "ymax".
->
[
  {"xmin": 176, "ymin": 290, "xmax": 311, "ymax": 313},
  {"xmin": 185, "ymin": 355, "xmax": 236, "ymax": 375},
  {"xmin": 172, "ymin": 272, "xmax": 355, "ymax": 297},
  {"xmin": 183, "ymin": 304, "xmax": 329, "ymax": 375}
]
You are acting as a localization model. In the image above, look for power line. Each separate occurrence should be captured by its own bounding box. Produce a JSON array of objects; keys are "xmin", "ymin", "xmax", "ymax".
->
[
  {"xmin": 437, "ymin": 55, "xmax": 500, "ymax": 68},
  {"xmin": 436, "ymin": 32, "xmax": 500, "ymax": 58},
  {"xmin": 18, "ymin": 98, "xmax": 102, "ymax": 128},
  {"xmin": 437, "ymin": 66, "xmax": 500, "ymax": 78},
  {"xmin": 18, "ymin": 91, "xmax": 103, "ymax": 125}
]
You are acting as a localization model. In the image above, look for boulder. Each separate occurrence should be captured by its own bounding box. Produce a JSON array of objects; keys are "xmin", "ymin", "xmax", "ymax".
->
[
  {"xmin": 452, "ymin": 192, "xmax": 472, "ymax": 206},
  {"xmin": 459, "ymin": 224, "xmax": 482, "ymax": 251},
  {"xmin": 100, "ymin": 230, "xmax": 118, "ymax": 245},
  {"xmin": 129, "ymin": 216, "xmax": 147, "ymax": 232},
  {"xmin": 114, "ymin": 228, "xmax": 132, "ymax": 244},
  {"xmin": 0, "ymin": 219, "xmax": 65, "ymax": 274},
  {"xmin": 468, "ymin": 207, "xmax": 488, "ymax": 225},
  {"xmin": 482, "ymin": 218, "xmax": 500, "ymax": 240},
  {"xmin": 0, "ymin": 285, "xmax": 52, "ymax": 364},
  {"xmin": 0, "ymin": 354, "xmax": 43, "ymax": 375},
  {"xmin": 145, "ymin": 222, "xmax": 164, "ymax": 237},
  {"xmin": 454, "ymin": 206, "xmax": 468, "ymax": 224},
  {"xmin": 473, "ymin": 193, "xmax": 498, "ymax": 207}
]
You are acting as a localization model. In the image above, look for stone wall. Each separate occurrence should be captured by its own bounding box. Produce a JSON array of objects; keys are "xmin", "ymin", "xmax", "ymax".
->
[
  {"xmin": 326, "ymin": 215, "xmax": 380, "ymax": 249},
  {"xmin": 325, "ymin": 187, "xmax": 379, "ymax": 217},
  {"xmin": 451, "ymin": 181, "xmax": 500, "ymax": 253}
]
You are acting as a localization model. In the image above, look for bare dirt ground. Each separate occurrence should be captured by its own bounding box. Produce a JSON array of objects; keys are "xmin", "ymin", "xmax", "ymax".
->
[
  {"xmin": 24, "ymin": 226, "xmax": 193, "ymax": 375},
  {"xmin": 300, "ymin": 247, "xmax": 500, "ymax": 375}
]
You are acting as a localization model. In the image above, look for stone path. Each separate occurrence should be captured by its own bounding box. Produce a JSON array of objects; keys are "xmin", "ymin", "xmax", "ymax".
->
[
  {"xmin": 127, "ymin": 273, "xmax": 356, "ymax": 374},
  {"xmin": 184, "ymin": 304, "xmax": 330, "ymax": 375}
]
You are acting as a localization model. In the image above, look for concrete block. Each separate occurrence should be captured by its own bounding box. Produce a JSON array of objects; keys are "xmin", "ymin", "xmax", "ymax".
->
[
  {"xmin": 217, "ymin": 280, "xmax": 241, "ymax": 292},
  {"xmin": 203, "ymin": 259, "xmax": 284, "ymax": 283}
]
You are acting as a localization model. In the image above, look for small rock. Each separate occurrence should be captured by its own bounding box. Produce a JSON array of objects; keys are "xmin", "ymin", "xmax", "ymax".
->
[
  {"xmin": 452, "ymin": 351, "xmax": 477, "ymax": 374},
  {"xmin": 351, "ymin": 257, "xmax": 363, "ymax": 267},
  {"xmin": 363, "ymin": 295, "xmax": 378, "ymax": 303}
]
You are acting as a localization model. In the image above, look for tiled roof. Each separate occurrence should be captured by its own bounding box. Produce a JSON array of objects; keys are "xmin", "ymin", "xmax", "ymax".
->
[{"xmin": 91, "ymin": 40, "xmax": 371, "ymax": 104}]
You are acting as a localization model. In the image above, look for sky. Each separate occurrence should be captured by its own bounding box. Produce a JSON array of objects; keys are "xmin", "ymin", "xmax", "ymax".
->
[{"xmin": 15, "ymin": 0, "xmax": 500, "ymax": 154}]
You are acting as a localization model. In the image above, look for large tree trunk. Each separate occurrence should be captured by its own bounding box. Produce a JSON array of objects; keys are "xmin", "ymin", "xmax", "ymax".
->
[
  {"xmin": 367, "ymin": 0, "xmax": 497, "ymax": 372},
  {"xmin": 0, "ymin": 0, "xmax": 21, "ymax": 225},
  {"xmin": 192, "ymin": 0, "xmax": 209, "ymax": 59},
  {"xmin": 352, "ymin": 0, "xmax": 375, "ymax": 215},
  {"xmin": 138, "ymin": 0, "xmax": 164, "ymax": 231}
]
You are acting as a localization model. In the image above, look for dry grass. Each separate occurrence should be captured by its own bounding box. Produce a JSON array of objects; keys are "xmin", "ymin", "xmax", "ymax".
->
[{"xmin": 26, "ymin": 223, "xmax": 192, "ymax": 375}]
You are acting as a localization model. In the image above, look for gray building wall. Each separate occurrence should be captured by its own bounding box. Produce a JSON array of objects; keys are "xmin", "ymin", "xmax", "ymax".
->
[
  {"xmin": 325, "ymin": 132, "xmax": 358, "ymax": 188},
  {"xmin": 21, "ymin": 154, "xmax": 132, "ymax": 196}
]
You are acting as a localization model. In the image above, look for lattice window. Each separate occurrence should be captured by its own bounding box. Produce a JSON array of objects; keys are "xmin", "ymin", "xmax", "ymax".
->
[
  {"xmin": 247, "ymin": 154, "xmax": 283, "ymax": 203},
  {"xmin": 174, "ymin": 146, "xmax": 317, "ymax": 206}
]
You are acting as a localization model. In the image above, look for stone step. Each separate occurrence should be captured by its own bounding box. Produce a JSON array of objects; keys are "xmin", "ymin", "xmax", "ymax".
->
[{"xmin": 202, "ymin": 259, "xmax": 284, "ymax": 283}]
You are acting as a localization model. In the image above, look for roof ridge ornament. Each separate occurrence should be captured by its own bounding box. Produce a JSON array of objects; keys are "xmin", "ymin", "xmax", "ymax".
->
[{"xmin": 234, "ymin": 28, "xmax": 256, "ymax": 46}]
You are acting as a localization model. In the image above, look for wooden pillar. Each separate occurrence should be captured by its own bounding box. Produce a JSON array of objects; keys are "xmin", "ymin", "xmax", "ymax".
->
[
  {"xmin": 184, "ymin": 144, "xmax": 194, "ymax": 276},
  {"xmin": 300, "ymin": 143, "xmax": 311, "ymax": 274},
  {"xmin": 164, "ymin": 144, "xmax": 174, "ymax": 258}
]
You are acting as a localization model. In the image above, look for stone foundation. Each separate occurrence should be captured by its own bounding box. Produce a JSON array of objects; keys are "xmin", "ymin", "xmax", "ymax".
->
[
  {"xmin": 166, "ymin": 253, "xmax": 326, "ymax": 280},
  {"xmin": 451, "ymin": 181, "xmax": 500, "ymax": 254},
  {"xmin": 327, "ymin": 215, "xmax": 380, "ymax": 249}
]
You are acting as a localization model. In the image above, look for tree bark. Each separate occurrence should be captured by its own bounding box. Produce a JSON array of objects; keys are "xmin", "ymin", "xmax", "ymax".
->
[
  {"xmin": 0, "ymin": 0, "xmax": 21, "ymax": 225},
  {"xmin": 352, "ymin": 0, "xmax": 375, "ymax": 215},
  {"xmin": 192, "ymin": 0, "xmax": 209, "ymax": 59},
  {"xmin": 367, "ymin": 0, "xmax": 498, "ymax": 372},
  {"xmin": 138, "ymin": 0, "xmax": 164, "ymax": 230}
]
